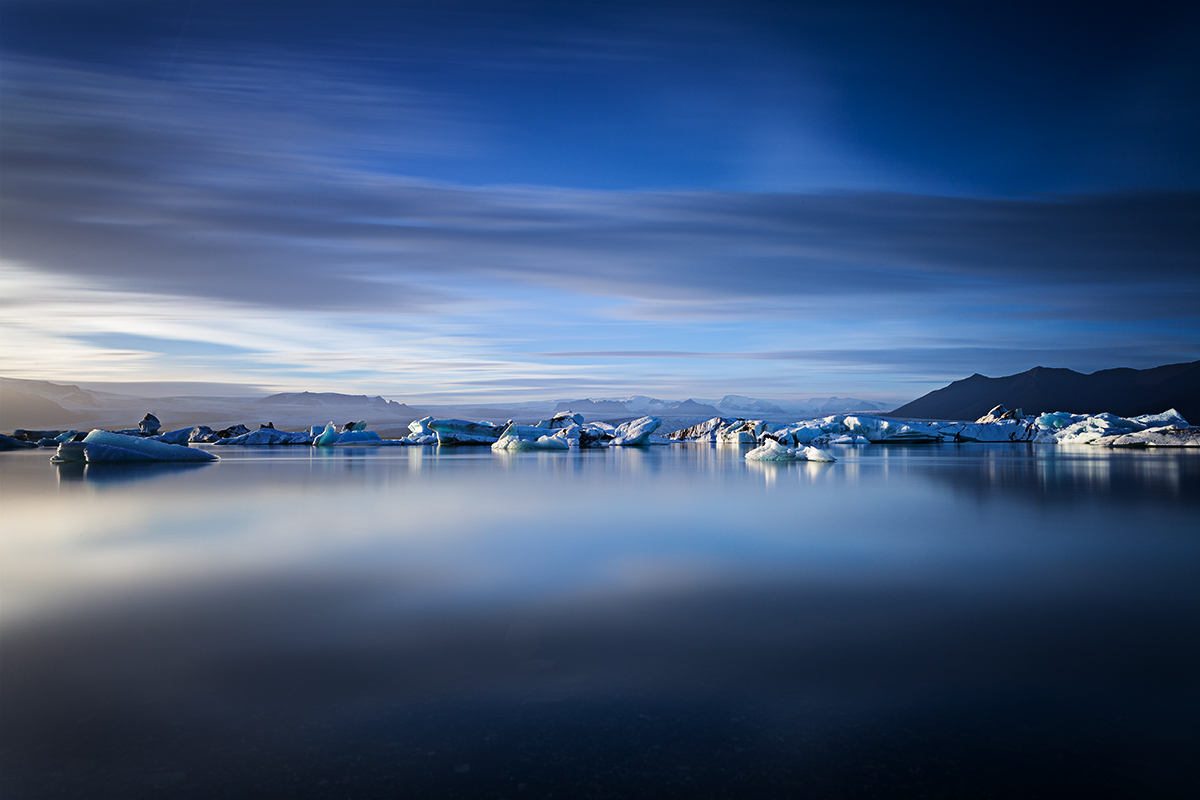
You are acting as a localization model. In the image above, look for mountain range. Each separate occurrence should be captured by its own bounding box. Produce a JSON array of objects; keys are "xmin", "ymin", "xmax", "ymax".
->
[{"xmin": 890, "ymin": 361, "xmax": 1200, "ymax": 422}]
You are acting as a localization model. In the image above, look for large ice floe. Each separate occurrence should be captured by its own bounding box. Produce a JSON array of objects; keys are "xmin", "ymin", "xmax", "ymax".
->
[{"xmin": 52, "ymin": 430, "xmax": 218, "ymax": 463}]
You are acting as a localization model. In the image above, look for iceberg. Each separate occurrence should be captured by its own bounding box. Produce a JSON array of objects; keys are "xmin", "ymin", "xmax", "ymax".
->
[
  {"xmin": 313, "ymin": 423, "xmax": 343, "ymax": 447},
  {"xmin": 53, "ymin": 430, "xmax": 218, "ymax": 463},
  {"xmin": 715, "ymin": 420, "xmax": 762, "ymax": 444},
  {"xmin": 1095, "ymin": 427, "xmax": 1200, "ymax": 448},
  {"xmin": 0, "ymin": 433, "xmax": 38, "ymax": 450},
  {"xmin": 667, "ymin": 417, "xmax": 736, "ymax": 442},
  {"xmin": 745, "ymin": 439, "xmax": 836, "ymax": 462},
  {"xmin": 330, "ymin": 430, "xmax": 387, "ymax": 445},
  {"xmin": 153, "ymin": 427, "xmax": 197, "ymax": 445},
  {"xmin": 216, "ymin": 428, "xmax": 314, "ymax": 445},
  {"xmin": 428, "ymin": 419, "xmax": 503, "ymax": 446},
  {"xmin": 492, "ymin": 432, "xmax": 571, "ymax": 451},
  {"xmin": 842, "ymin": 416, "xmax": 944, "ymax": 444},
  {"xmin": 612, "ymin": 416, "xmax": 662, "ymax": 446},
  {"xmin": 309, "ymin": 423, "xmax": 392, "ymax": 446}
]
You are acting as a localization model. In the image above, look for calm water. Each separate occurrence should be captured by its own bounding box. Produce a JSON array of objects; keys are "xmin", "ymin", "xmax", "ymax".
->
[{"xmin": 1, "ymin": 443, "xmax": 1197, "ymax": 799}]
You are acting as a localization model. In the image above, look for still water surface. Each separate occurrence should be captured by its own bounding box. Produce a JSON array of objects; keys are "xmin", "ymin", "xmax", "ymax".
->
[{"xmin": 1, "ymin": 443, "xmax": 1197, "ymax": 798}]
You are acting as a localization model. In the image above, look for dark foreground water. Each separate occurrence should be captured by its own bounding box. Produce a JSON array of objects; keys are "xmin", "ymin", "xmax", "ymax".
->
[{"xmin": 1, "ymin": 443, "xmax": 1197, "ymax": 799}]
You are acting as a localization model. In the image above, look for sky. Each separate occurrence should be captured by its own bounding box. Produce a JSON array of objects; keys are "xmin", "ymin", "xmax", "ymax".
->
[{"xmin": 1, "ymin": 0, "xmax": 1197, "ymax": 405}]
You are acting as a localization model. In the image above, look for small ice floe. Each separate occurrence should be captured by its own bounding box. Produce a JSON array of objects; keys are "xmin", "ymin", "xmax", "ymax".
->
[
  {"xmin": 492, "ymin": 432, "xmax": 570, "ymax": 451},
  {"xmin": 310, "ymin": 422, "xmax": 388, "ymax": 446},
  {"xmin": 745, "ymin": 439, "xmax": 836, "ymax": 462},
  {"xmin": 216, "ymin": 428, "xmax": 314, "ymax": 445},
  {"xmin": 612, "ymin": 416, "xmax": 662, "ymax": 446},
  {"xmin": 53, "ymin": 430, "xmax": 218, "ymax": 463}
]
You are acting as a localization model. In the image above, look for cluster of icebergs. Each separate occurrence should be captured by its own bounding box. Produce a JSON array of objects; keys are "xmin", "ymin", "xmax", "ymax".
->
[
  {"xmin": 8, "ymin": 404, "xmax": 1194, "ymax": 465},
  {"xmin": 669, "ymin": 406, "xmax": 1197, "ymax": 450}
]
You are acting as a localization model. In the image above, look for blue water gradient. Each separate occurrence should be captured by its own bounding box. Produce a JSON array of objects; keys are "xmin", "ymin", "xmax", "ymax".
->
[{"xmin": 1, "ymin": 443, "xmax": 1197, "ymax": 798}]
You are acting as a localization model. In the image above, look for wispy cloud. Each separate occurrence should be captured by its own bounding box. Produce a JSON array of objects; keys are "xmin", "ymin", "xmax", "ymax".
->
[{"xmin": 2, "ymin": 45, "xmax": 1197, "ymax": 401}]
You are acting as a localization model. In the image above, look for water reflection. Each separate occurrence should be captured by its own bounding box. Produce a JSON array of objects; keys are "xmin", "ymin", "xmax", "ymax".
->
[
  {"xmin": 54, "ymin": 459, "xmax": 216, "ymax": 485},
  {"xmin": 1, "ymin": 443, "xmax": 1197, "ymax": 799}
]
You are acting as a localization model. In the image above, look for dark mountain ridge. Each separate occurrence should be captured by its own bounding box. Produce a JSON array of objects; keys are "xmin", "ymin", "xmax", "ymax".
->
[{"xmin": 890, "ymin": 361, "xmax": 1199, "ymax": 422}]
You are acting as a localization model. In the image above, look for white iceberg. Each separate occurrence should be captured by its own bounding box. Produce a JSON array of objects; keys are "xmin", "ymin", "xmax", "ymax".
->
[
  {"xmin": 745, "ymin": 439, "xmax": 836, "ymax": 462},
  {"xmin": 428, "ymin": 419, "xmax": 503, "ymax": 446},
  {"xmin": 843, "ymin": 416, "xmax": 943, "ymax": 443},
  {"xmin": 491, "ymin": 433, "xmax": 570, "ymax": 451},
  {"xmin": 612, "ymin": 416, "xmax": 662, "ymax": 446},
  {"xmin": 217, "ymin": 428, "xmax": 313, "ymax": 445},
  {"xmin": 667, "ymin": 417, "xmax": 736, "ymax": 442},
  {"xmin": 53, "ymin": 430, "xmax": 218, "ymax": 463}
]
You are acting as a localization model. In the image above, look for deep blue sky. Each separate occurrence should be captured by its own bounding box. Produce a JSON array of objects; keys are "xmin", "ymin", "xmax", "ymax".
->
[{"xmin": 2, "ymin": 0, "xmax": 1197, "ymax": 403}]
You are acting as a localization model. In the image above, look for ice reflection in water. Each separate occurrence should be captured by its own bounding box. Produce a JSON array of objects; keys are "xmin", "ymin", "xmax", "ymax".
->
[{"xmin": 1, "ymin": 443, "xmax": 1197, "ymax": 799}]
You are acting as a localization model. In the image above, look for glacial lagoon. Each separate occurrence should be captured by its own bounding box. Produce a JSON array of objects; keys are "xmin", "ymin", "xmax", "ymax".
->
[{"xmin": 1, "ymin": 442, "xmax": 1197, "ymax": 798}]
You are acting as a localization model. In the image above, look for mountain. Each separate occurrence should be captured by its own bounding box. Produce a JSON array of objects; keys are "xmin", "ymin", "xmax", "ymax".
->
[
  {"xmin": 659, "ymin": 399, "xmax": 723, "ymax": 416},
  {"xmin": 806, "ymin": 397, "xmax": 889, "ymax": 414},
  {"xmin": 259, "ymin": 392, "xmax": 416, "ymax": 412},
  {"xmin": 553, "ymin": 399, "xmax": 632, "ymax": 415},
  {"xmin": 0, "ymin": 385, "xmax": 82, "ymax": 429},
  {"xmin": 890, "ymin": 362, "xmax": 1200, "ymax": 421},
  {"xmin": 717, "ymin": 395, "xmax": 787, "ymax": 415}
]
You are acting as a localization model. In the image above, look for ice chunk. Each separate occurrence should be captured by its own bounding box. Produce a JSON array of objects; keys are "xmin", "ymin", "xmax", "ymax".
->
[
  {"xmin": 491, "ymin": 433, "xmax": 570, "ymax": 451},
  {"xmin": 843, "ymin": 416, "xmax": 943, "ymax": 443},
  {"xmin": 330, "ymin": 430, "xmax": 385, "ymax": 445},
  {"xmin": 216, "ymin": 428, "xmax": 313, "ymax": 445},
  {"xmin": 612, "ymin": 416, "xmax": 662, "ymax": 446},
  {"xmin": 716, "ymin": 420, "xmax": 761, "ymax": 444},
  {"xmin": 1034, "ymin": 411, "xmax": 1078, "ymax": 430},
  {"xmin": 948, "ymin": 419, "xmax": 1038, "ymax": 442},
  {"xmin": 1131, "ymin": 409, "xmax": 1189, "ymax": 428},
  {"xmin": 745, "ymin": 439, "xmax": 836, "ymax": 462},
  {"xmin": 153, "ymin": 427, "xmax": 197, "ymax": 445},
  {"xmin": 1095, "ymin": 427, "xmax": 1200, "ymax": 447},
  {"xmin": 975, "ymin": 405, "xmax": 1023, "ymax": 424},
  {"xmin": 534, "ymin": 411, "xmax": 585, "ymax": 429},
  {"xmin": 53, "ymin": 430, "xmax": 218, "ymax": 462},
  {"xmin": 667, "ymin": 417, "xmax": 736, "ymax": 442},
  {"xmin": 313, "ymin": 423, "xmax": 342, "ymax": 446},
  {"xmin": 0, "ymin": 434, "xmax": 38, "ymax": 450},
  {"xmin": 428, "ymin": 419, "xmax": 503, "ymax": 446}
]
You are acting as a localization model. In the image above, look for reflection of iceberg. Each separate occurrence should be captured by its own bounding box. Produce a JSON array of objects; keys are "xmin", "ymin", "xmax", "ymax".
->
[
  {"xmin": 745, "ymin": 439, "xmax": 836, "ymax": 462},
  {"xmin": 53, "ymin": 430, "xmax": 218, "ymax": 463},
  {"xmin": 54, "ymin": 459, "xmax": 215, "ymax": 483}
]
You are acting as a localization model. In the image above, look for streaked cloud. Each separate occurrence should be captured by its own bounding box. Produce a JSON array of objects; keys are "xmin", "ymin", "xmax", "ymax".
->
[{"xmin": 1, "ymin": 3, "xmax": 1197, "ymax": 402}]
